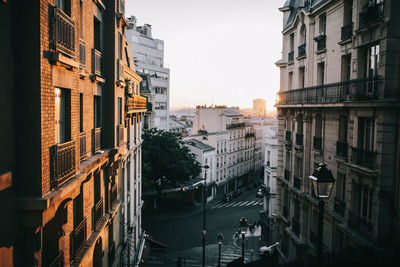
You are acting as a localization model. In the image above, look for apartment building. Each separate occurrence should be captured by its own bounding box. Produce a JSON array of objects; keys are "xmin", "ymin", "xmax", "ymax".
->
[
  {"xmin": 126, "ymin": 17, "xmax": 170, "ymax": 131},
  {"xmin": 275, "ymin": 0, "xmax": 400, "ymax": 262},
  {"xmin": 0, "ymin": 0, "xmax": 147, "ymax": 266}
]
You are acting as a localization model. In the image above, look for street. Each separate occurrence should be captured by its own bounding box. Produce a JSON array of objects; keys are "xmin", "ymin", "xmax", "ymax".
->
[{"xmin": 142, "ymin": 189, "xmax": 264, "ymax": 266}]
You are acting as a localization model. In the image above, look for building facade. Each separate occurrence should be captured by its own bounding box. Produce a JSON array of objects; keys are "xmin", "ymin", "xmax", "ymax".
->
[
  {"xmin": 275, "ymin": 0, "xmax": 400, "ymax": 262},
  {"xmin": 0, "ymin": 0, "xmax": 147, "ymax": 266},
  {"xmin": 126, "ymin": 17, "xmax": 170, "ymax": 131}
]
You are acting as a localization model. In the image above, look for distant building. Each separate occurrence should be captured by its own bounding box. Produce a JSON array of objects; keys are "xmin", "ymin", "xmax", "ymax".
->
[
  {"xmin": 169, "ymin": 116, "xmax": 186, "ymax": 135},
  {"xmin": 253, "ymin": 98, "xmax": 266, "ymax": 117},
  {"xmin": 127, "ymin": 16, "xmax": 170, "ymax": 131}
]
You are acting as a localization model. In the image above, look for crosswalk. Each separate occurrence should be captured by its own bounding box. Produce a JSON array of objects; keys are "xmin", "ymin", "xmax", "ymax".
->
[{"xmin": 210, "ymin": 200, "xmax": 262, "ymax": 209}]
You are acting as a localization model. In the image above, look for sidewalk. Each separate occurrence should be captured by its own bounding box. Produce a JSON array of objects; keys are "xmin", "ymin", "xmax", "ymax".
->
[{"xmin": 231, "ymin": 226, "xmax": 263, "ymax": 263}]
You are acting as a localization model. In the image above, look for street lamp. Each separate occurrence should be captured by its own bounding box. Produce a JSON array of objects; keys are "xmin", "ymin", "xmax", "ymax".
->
[
  {"xmin": 202, "ymin": 165, "xmax": 209, "ymax": 267},
  {"xmin": 309, "ymin": 163, "xmax": 335, "ymax": 266},
  {"xmin": 239, "ymin": 217, "xmax": 248, "ymax": 264},
  {"xmin": 248, "ymin": 222, "xmax": 256, "ymax": 262},
  {"xmin": 217, "ymin": 233, "xmax": 224, "ymax": 267}
]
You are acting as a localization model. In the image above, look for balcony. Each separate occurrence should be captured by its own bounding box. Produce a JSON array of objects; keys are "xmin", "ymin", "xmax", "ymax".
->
[
  {"xmin": 51, "ymin": 7, "xmax": 75, "ymax": 58},
  {"xmin": 49, "ymin": 251, "xmax": 63, "ymax": 267},
  {"xmin": 126, "ymin": 95, "xmax": 147, "ymax": 113},
  {"xmin": 116, "ymin": 124, "xmax": 124, "ymax": 146},
  {"xmin": 285, "ymin": 130, "xmax": 292, "ymax": 143},
  {"xmin": 51, "ymin": 140, "xmax": 76, "ymax": 189},
  {"xmin": 359, "ymin": 1, "xmax": 384, "ymax": 29},
  {"xmin": 284, "ymin": 169, "xmax": 290, "ymax": 181},
  {"xmin": 92, "ymin": 197, "xmax": 104, "ymax": 229},
  {"xmin": 293, "ymin": 175, "xmax": 301, "ymax": 190},
  {"xmin": 277, "ymin": 77, "xmax": 381, "ymax": 105},
  {"xmin": 292, "ymin": 217, "xmax": 300, "ymax": 236},
  {"xmin": 226, "ymin": 122, "xmax": 245, "ymax": 129},
  {"xmin": 110, "ymin": 183, "xmax": 118, "ymax": 208},
  {"xmin": 92, "ymin": 49, "xmax": 102, "ymax": 76},
  {"xmin": 336, "ymin": 141, "xmax": 348, "ymax": 158},
  {"xmin": 341, "ymin": 23, "xmax": 353, "ymax": 41},
  {"xmin": 92, "ymin": 127, "xmax": 101, "ymax": 154},
  {"xmin": 313, "ymin": 136, "xmax": 322, "ymax": 151},
  {"xmin": 298, "ymin": 43, "xmax": 306, "ymax": 57},
  {"xmin": 348, "ymin": 211, "xmax": 372, "ymax": 237},
  {"xmin": 245, "ymin": 132, "xmax": 255, "ymax": 138},
  {"xmin": 295, "ymin": 133, "xmax": 304, "ymax": 146},
  {"xmin": 314, "ymin": 34, "xmax": 326, "ymax": 51},
  {"xmin": 70, "ymin": 218, "xmax": 87, "ymax": 263},
  {"xmin": 79, "ymin": 132, "xmax": 86, "ymax": 162},
  {"xmin": 282, "ymin": 206, "xmax": 289, "ymax": 219},
  {"xmin": 350, "ymin": 147, "xmax": 376, "ymax": 169},
  {"xmin": 79, "ymin": 39, "xmax": 86, "ymax": 69},
  {"xmin": 288, "ymin": 51, "xmax": 294, "ymax": 62},
  {"xmin": 334, "ymin": 197, "xmax": 346, "ymax": 216}
]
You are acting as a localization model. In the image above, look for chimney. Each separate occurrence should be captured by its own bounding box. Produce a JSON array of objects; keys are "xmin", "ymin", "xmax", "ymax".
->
[
  {"xmin": 127, "ymin": 16, "xmax": 137, "ymax": 30},
  {"xmin": 144, "ymin": 24, "xmax": 152, "ymax": 37}
]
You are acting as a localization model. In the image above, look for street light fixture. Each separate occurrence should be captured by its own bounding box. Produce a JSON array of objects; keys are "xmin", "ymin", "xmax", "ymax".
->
[
  {"xmin": 217, "ymin": 233, "xmax": 224, "ymax": 267},
  {"xmin": 309, "ymin": 162, "xmax": 335, "ymax": 266},
  {"xmin": 248, "ymin": 222, "xmax": 256, "ymax": 262},
  {"xmin": 202, "ymin": 165, "xmax": 209, "ymax": 267},
  {"xmin": 239, "ymin": 217, "xmax": 248, "ymax": 264}
]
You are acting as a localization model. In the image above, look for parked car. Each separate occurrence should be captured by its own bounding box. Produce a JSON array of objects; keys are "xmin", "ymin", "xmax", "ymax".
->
[{"xmin": 256, "ymin": 188, "xmax": 263, "ymax": 198}]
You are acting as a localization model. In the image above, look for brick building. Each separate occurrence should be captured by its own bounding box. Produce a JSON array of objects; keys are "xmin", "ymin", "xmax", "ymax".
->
[
  {"xmin": 0, "ymin": 0, "xmax": 147, "ymax": 266},
  {"xmin": 275, "ymin": 0, "xmax": 400, "ymax": 262}
]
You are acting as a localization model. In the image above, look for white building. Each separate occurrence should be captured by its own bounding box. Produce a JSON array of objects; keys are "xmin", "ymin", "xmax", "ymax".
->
[{"xmin": 126, "ymin": 16, "xmax": 170, "ymax": 131}]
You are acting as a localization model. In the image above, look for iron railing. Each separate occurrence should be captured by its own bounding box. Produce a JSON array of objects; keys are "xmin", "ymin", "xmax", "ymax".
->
[
  {"xmin": 313, "ymin": 136, "xmax": 322, "ymax": 151},
  {"xmin": 288, "ymin": 51, "xmax": 294, "ymax": 62},
  {"xmin": 79, "ymin": 39, "xmax": 86, "ymax": 69},
  {"xmin": 92, "ymin": 127, "xmax": 101, "ymax": 154},
  {"xmin": 51, "ymin": 140, "xmax": 76, "ymax": 189},
  {"xmin": 284, "ymin": 169, "xmax": 290, "ymax": 181},
  {"xmin": 92, "ymin": 197, "xmax": 103, "ymax": 229},
  {"xmin": 70, "ymin": 218, "xmax": 87, "ymax": 263},
  {"xmin": 51, "ymin": 7, "xmax": 75, "ymax": 58},
  {"xmin": 348, "ymin": 211, "xmax": 372, "ymax": 237},
  {"xmin": 293, "ymin": 175, "xmax": 301, "ymax": 190},
  {"xmin": 278, "ymin": 77, "xmax": 381, "ymax": 105},
  {"xmin": 292, "ymin": 217, "xmax": 300, "ymax": 236},
  {"xmin": 111, "ymin": 183, "xmax": 118, "ymax": 208},
  {"xmin": 49, "ymin": 250, "xmax": 64, "ymax": 267},
  {"xmin": 285, "ymin": 131, "xmax": 292, "ymax": 143},
  {"xmin": 92, "ymin": 49, "xmax": 102, "ymax": 76},
  {"xmin": 296, "ymin": 133, "xmax": 304, "ymax": 146},
  {"xmin": 127, "ymin": 95, "xmax": 147, "ymax": 111},
  {"xmin": 336, "ymin": 141, "xmax": 348, "ymax": 158},
  {"xmin": 226, "ymin": 122, "xmax": 245, "ymax": 129},
  {"xmin": 334, "ymin": 197, "xmax": 346, "ymax": 216},
  {"xmin": 117, "ymin": 124, "xmax": 124, "ymax": 146},
  {"xmin": 298, "ymin": 43, "xmax": 306, "ymax": 57},
  {"xmin": 79, "ymin": 132, "xmax": 86, "ymax": 162},
  {"xmin": 315, "ymin": 35, "xmax": 326, "ymax": 51},
  {"xmin": 359, "ymin": 1, "xmax": 384, "ymax": 29},
  {"xmin": 341, "ymin": 23, "xmax": 353, "ymax": 41},
  {"xmin": 350, "ymin": 147, "xmax": 376, "ymax": 169}
]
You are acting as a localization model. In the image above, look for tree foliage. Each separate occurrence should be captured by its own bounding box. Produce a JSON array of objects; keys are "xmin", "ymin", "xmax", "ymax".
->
[{"xmin": 142, "ymin": 129, "xmax": 202, "ymax": 191}]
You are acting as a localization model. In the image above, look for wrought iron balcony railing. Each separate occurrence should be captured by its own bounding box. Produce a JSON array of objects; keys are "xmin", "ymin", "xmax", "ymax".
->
[
  {"xmin": 334, "ymin": 197, "xmax": 346, "ymax": 216},
  {"xmin": 51, "ymin": 7, "xmax": 75, "ymax": 58},
  {"xmin": 298, "ymin": 43, "xmax": 306, "ymax": 57},
  {"xmin": 313, "ymin": 136, "xmax": 322, "ymax": 151},
  {"xmin": 116, "ymin": 124, "xmax": 124, "ymax": 146},
  {"xmin": 350, "ymin": 147, "xmax": 376, "ymax": 169},
  {"xmin": 92, "ymin": 197, "xmax": 104, "ymax": 229},
  {"xmin": 92, "ymin": 49, "xmax": 102, "ymax": 76},
  {"xmin": 285, "ymin": 130, "xmax": 292, "ymax": 143},
  {"xmin": 277, "ymin": 77, "xmax": 381, "ymax": 105},
  {"xmin": 284, "ymin": 169, "xmax": 290, "ymax": 181},
  {"xmin": 49, "ymin": 250, "xmax": 64, "ymax": 267},
  {"xmin": 292, "ymin": 217, "xmax": 300, "ymax": 236},
  {"xmin": 111, "ymin": 183, "xmax": 118, "ymax": 208},
  {"xmin": 359, "ymin": 1, "xmax": 384, "ymax": 29},
  {"xmin": 79, "ymin": 132, "xmax": 86, "ymax": 162},
  {"xmin": 51, "ymin": 140, "xmax": 76, "ymax": 189},
  {"xmin": 92, "ymin": 127, "xmax": 101, "ymax": 154},
  {"xmin": 226, "ymin": 122, "xmax": 245, "ymax": 129},
  {"xmin": 296, "ymin": 133, "xmax": 304, "ymax": 146},
  {"xmin": 293, "ymin": 175, "xmax": 301, "ymax": 190},
  {"xmin": 288, "ymin": 51, "xmax": 294, "ymax": 62},
  {"xmin": 70, "ymin": 217, "xmax": 87, "ymax": 263},
  {"xmin": 336, "ymin": 141, "xmax": 348, "ymax": 158},
  {"xmin": 341, "ymin": 23, "xmax": 353, "ymax": 41},
  {"xmin": 314, "ymin": 34, "xmax": 326, "ymax": 51},
  {"xmin": 127, "ymin": 95, "xmax": 147, "ymax": 112}
]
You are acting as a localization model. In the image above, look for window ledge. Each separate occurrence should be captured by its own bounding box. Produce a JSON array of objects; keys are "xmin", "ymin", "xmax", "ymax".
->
[
  {"xmin": 315, "ymin": 48, "xmax": 327, "ymax": 54},
  {"xmin": 52, "ymin": 52, "xmax": 79, "ymax": 69},
  {"xmin": 345, "ymin": 163, "xmax": 378, "ymax": 177},
  {"xmin": 339, "ymin": 38, "xmax": 352, "ymax": 46}
]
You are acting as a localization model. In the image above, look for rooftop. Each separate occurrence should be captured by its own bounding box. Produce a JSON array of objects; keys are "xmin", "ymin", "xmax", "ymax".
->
[{"xmin": 185, "ymin": 139, "xmax": 215, "ymax": 152}]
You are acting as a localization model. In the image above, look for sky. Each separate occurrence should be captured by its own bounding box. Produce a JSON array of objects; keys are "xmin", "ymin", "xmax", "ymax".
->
[{"xmin": 126, "ymin": 0, "xmax": 284, "ymax": 110}]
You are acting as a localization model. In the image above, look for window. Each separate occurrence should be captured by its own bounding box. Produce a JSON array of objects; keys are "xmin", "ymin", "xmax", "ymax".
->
[
  {"xmin": 319, "ymin": 14, "xmax": 326, "ymax": 35},
  {"xmin": 338, "ymin": 115, "xmax": 348, "ymax": 143},
  {"xmin": 336, "ymin": 172, "xmax": 346, "ymax": 201},
  {"xmin": 285, "ymin": 152, "xmax": 291, "ymax": 170},
  {"xmin": 297, "ymin": 114, "xmax": 303, "ymax": 134},
  {"xmin": 94, "ymin": 172, "xmax": 101, "ymax": 204},
  {"xmin": 366, "ymin": 44, "xmax": 379, "ymax": 79},
  {"xmin": 118, "ymin": 97, "xmax": 122, "ymax": 125},
  {"xmin": 94, "ymin": 96, "xmax": 101, "ymax": 128},
  {"xmin": 118, "ymin": 33, "xmax": 123, "ymax": 60},
  {"xmin": 315, "ymin": 114, "xmax": 322, "ymax": 138},
  {"xmin": 289, "ymin": 33, "xmax": 294, "ymax": 52},
  {"xmin": 341, "ymin": 54, "xmax": 351, "ymax": 83},
  {"xmin": 288, "ymin": 72, "xmax": 293, "ymax": 90},
  {"xmin": 55, "ymin": 88, "xmax": 71, "ymax": 144},
  {"xmin": 299, "ymin": 25, "xmax": 306, "ymax": 45},
  {"xmin": 343, "ymin": 0, "xmax": 353, "ymax": 25},
  {"xmin": 80, "ymin": 93, "xmax": 83, "ymax": 132},
  {"xmin": 351, "ymin": 182, "xmax": 373, "ymax": 221},
  {"xmin": 79, "ymin": 0, "xmax": 83, "ymax": 35},
  {"xmin": 55, "ymin": 0, "xmax": 71, "ymax": 16},
  {"xmin": 299, "ymin": 67, "xmax": 305, "ymax": 88},
  {"xmin": 94, "ymin": 17, "xmax": 101, "ymax": 51},
  {"xmin": 357, "ymin": 117, "xmax": 374, "ymax": 151},
  {"xmin": 295, "ymin": 157, "xmax": 303, "ymax": 178},
  {"xmin": 73, "ymin": 193, "xmax": 83, "ymax": 228},
  {"xmin": 317, "ymin": 62, "xmax": 325, "ymax": 86}
]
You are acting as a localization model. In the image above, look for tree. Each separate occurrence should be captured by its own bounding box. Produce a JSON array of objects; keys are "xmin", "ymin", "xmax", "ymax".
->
[{"xmin": 142, "ymin": 129, "xmax": 202, "ymax": 194}]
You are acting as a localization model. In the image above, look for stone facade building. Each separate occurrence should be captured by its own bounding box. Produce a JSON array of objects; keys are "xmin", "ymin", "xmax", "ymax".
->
[
  {"xmin": 275, "ymin": 0, "xmax": 400, "ymax": 262},
  {"xmin": 0, "ymin": 0, "xmax": 147, "ymax": 266}
]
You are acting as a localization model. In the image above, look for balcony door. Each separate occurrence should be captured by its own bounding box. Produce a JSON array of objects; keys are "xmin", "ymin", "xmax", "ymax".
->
[
  {"xmin": 55, "ymin": 88, "xmax": 68, "ymax": 144},
  {"xmin": 357, "ymin": 117, "xmax": 374, "ymax": 151},
  {"xmin": 55, "ymin": 0, "xmax": 71, "ymax": 15}
]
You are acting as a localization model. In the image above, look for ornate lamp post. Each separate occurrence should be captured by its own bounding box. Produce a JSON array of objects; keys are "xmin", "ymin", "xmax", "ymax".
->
[
  {"xmin": 217, "ymin": 233, "xmax": 224, "ymax": 267},
  {"xmin": 239, "ymin": 217, "xmax": 248, "ymax": 264},
  {"xmin": 202, "ymin": 165, "xmax": 209, "ymax": 267},
  {"xmin": 309, "ymin": 163, "xmax": 335, "ymax": 266}
]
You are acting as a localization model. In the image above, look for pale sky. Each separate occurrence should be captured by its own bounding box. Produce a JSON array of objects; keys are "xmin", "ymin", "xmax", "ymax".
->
[{"xmin": 126, "ymin": 0, "xmax": 283, "ymax": 110}]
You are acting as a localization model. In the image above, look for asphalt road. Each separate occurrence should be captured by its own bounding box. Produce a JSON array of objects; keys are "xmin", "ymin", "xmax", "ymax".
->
[{"xmin": 142, "ymin": 189, "xmax": 264, "ymax": 266}]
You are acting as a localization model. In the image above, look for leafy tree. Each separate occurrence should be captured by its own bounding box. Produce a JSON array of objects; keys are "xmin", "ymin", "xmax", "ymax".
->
[{"xmin": 142, "ymin": 129, "xmax": 202, "ymax": 194}]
